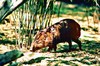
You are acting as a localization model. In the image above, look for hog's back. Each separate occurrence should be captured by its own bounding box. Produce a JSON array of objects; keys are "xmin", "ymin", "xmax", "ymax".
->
[{"xmin": 62, "ymin": 19, "xmax": 81, "ymax": 40}]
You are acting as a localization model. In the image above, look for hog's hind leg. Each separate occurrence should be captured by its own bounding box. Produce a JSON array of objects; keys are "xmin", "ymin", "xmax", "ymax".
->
[
  {"xmin": 67, "ymin": 40, "xmax": 72, "ymax": 51},
  {"xmin": 72, "ymin": 39, "xmax": 82, "ymax": 50}
]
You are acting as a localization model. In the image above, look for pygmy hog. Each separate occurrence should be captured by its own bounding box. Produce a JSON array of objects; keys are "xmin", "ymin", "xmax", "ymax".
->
[{"xmin": 30, "ymin": 19, "xmax": 82, "ymax": 52}]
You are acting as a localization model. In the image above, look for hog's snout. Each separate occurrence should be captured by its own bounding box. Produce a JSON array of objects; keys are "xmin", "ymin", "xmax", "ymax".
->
[
  {"xmin": 30, "ymin": 43, "xmax": 35, "ymax": 52},
  {"xmin": 30, "ymin": 47, "xmax": 33, "ymax": 52}
]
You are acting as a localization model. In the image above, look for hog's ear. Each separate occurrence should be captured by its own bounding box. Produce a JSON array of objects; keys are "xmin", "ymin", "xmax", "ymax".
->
[{"xmin": 55, "ymin": 24, "xmax": 61, "ymax": 30}]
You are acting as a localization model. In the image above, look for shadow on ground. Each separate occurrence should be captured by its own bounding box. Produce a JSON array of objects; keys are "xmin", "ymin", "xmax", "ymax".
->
[
  {"xmin": 82, "ymin": 40, "xmax": 100, "ymax": 54},
  {"xmin": 0, "ymin": 32, "xmax": 16, "ymax": 45},
  {"xmin": 0, "ymin": 39, "xmax": 16, "ymax": 45},
  {"xmin": 8, "ymin": 39, "xmax": 100, "ymax": 66},
  {"xmin": 56, "ymin": 39, "xmax": 100, "ymax": 55},
  {"xmin": 23, "ymin": 57, "xmax": 49, "ymax": 64}
]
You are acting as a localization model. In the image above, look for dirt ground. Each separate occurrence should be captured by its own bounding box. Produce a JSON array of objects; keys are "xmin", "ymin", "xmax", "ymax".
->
[{"xmin": 0, "ymin": 15, "xmax": 100, "ymax": 66}]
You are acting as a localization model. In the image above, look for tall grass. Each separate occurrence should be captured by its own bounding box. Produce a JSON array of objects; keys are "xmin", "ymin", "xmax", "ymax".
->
[
  {"xmin": 10, "ymin": 0, "xmax": 100, "ymax": 50},
  {"xmin": 11, "ymin": 0, "xmax": 55, "ymax": 49}
]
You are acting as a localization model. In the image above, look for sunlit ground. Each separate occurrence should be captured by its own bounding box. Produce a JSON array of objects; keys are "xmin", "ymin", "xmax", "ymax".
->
[
  {"xmin": 0, "ymin": 15, "xmax": 100, "ymax": 66},
  {"xmin": 0, "ymin": 4, "xmax": 100, "ymax": 66}
]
